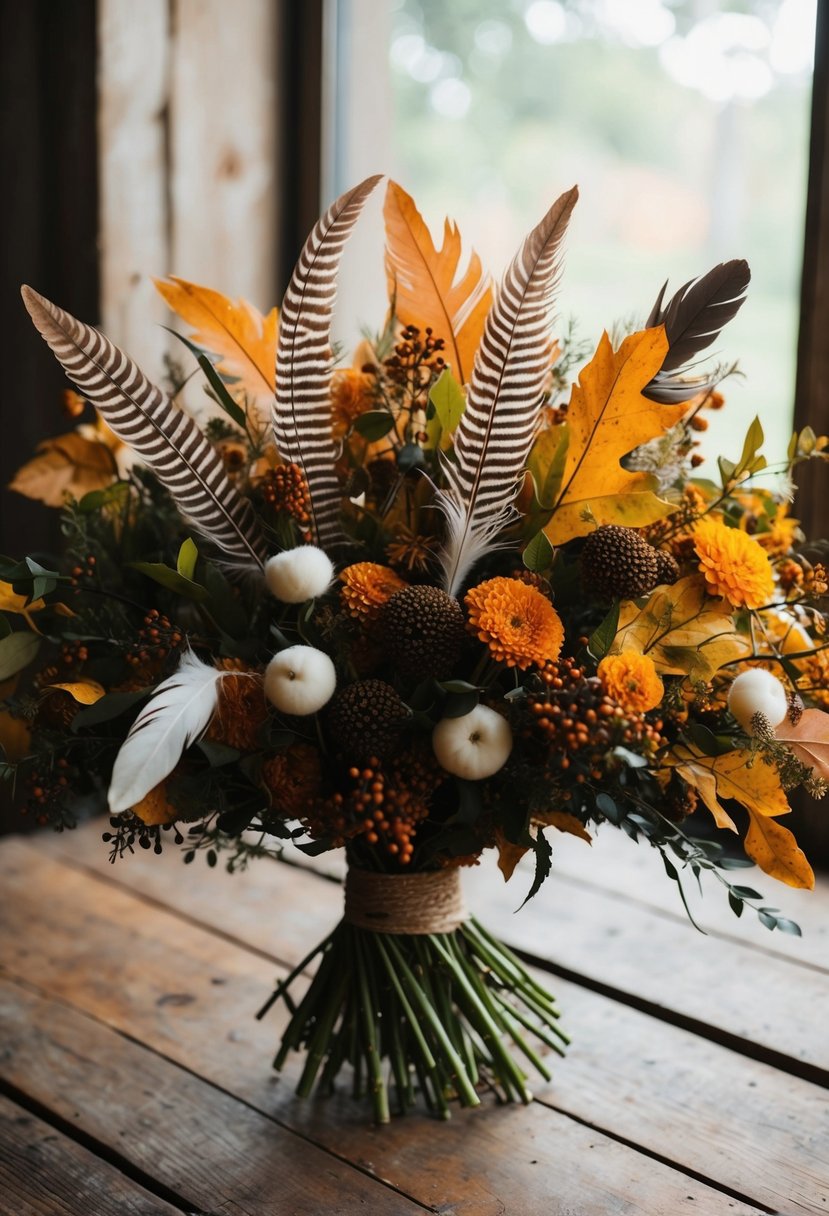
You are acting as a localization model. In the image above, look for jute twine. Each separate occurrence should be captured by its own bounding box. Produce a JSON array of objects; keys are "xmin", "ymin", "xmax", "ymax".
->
[{"xmin": 344, "ymin": 867, "xmax": 468, "ymax": 935}]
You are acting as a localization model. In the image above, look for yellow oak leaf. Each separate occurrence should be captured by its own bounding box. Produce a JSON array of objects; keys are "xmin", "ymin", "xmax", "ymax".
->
[
  {"xmin": 384, "ymin": 180, "xmax": 492, "ymax": 386},
  {"xmin": 612, "ymin": 575, "xmax": 750, "ymax": 682},
  {"xmin": 155, "ymin": 276, "xmax": 277, "ymax": 407},
  {"xmin": 9, "ymin": 432, "xmax": 118, "ymax": 507},
  {"xmin": 544, "ymin": 328, "xmax": 687, "ymax": 544},
  {"xmin": 668, "ymin": 746, "xmax": 790, "ymax": 824},
  {"xmin": 775, "ymin": 708, "xmax": 829, "ymax": 781},
  {"xmin": 744, "ymin": 813, "xmax": 814, "ymax": 889}
]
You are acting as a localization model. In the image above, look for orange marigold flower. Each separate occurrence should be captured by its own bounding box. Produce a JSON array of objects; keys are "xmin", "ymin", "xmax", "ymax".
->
[
  {"xmin": 465, "ymin": 576, "xmax": 564, "ymax": 670},
  {"xmin": 262, "ymin": 744, "xmax": 322, "ymax": 817},
  {"xmin": 331, "ymin": 367, "xmax": 376, "ymax": 435},
  {"xmin": 598, "ymin": 652, "xmax": 664, "ymax": 714},
  {"xmin": 693, "ymin": 519, "xmax": 774, "ymax": 609},
  {"xmin": 340, "ymin": 562, "xmax": 407, "ymax": 623}
]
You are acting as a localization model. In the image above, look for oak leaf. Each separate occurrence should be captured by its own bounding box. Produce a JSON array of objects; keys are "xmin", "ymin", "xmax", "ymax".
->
[
  {"xmin": 667, "ymin": 745, "xmax": 812, "ymax": 887},
  {"xmin": 775, "ymin": 708, "xmax": 829, "ymax": 781},
  {"xmin": 744, "ymin": 813, "xmax": 814, "ymax": 889},
  {"xmin": 384, "ymin": 181, "xmax": 492, "ymax": 386},
  {"xmin": 544, "ymin": 328, "xmax": 687, "ymax": 544},
  {"xmin": 155, "ymin": 276, "xmax": 277, "ymax": 407},
  {"xmin": 535, "ymin": 809, "xmax": 592, "ymax": 844},
  {"xmin": 9, "ymin": 431, "xmax": 119, "ymax": 507},
  {"xmin": 612, "ymin": 575, "xmax": 750, "ymax": 682}
]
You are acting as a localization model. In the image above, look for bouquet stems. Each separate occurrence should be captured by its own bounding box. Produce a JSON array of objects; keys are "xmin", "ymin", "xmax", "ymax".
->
[{"xmin": 260, "ymin": 917, "xmax": 568, "ymax": 1123}]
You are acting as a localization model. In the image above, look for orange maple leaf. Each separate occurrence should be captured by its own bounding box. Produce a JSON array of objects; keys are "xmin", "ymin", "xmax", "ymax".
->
[
  {"xmin": 384, "ymin": 181, "xmax": 492, "ymax": 386},
  {"xmin": 544, "ymin": 328, "xmax": 687, "ymax": 545},
  {"xmin": 155, "ymin": 276, "xmax": 277, "ymax": 408}
]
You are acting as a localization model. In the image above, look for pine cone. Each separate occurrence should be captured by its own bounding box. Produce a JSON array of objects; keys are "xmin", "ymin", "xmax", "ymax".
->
[
  {"xmin": 581, "ymin": 525, "xmax": 660, "ymax": 600},
  {"xmin": 327, "ymin": 679, "xmax": 408, "ymax": 759},
  {"xmin": 381, "ymin": 585, "xmax": 466, "ymax": 678}
]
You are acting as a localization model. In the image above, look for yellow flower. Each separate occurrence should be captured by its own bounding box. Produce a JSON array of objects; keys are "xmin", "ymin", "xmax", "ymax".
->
[
  {"xmin": 465, "ymin": 577, "xmax": 564, "ymax": 670},
  {"xmin": 693, "ymin": 519, "xmax": 774, "ymax": 609},
  {"xmin": 598, "ymin": 652, "xmax": 664, "ymax": 714},
  {"xmin": 340, "ymin": 562, "xmax": 407, "ymax": 623},
  {"xmin": 757, "ymin": 502, "xmax": 801, "ymax": 557}
]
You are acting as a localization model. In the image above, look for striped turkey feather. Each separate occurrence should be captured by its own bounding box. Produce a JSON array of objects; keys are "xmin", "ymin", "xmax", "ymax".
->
[
  {"xmin": 437, "ymin": 186, "xmax": 578, "ymax": 596},
  {"xmin": 273, "ymin": 174, "xmax": 382, "ymax": 550},
  {"xmin": 21, "ymin": 286, "xmax": 267, "ymax": 571}
]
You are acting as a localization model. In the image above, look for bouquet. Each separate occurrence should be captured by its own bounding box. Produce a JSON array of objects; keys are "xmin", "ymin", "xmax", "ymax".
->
[{"xmin": 3, "ymin": 176, "xmax": 827, "ymax": 1123}]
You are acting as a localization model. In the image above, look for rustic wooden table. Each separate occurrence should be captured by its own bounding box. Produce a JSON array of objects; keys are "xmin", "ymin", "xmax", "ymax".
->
[{"xmin": 1, "ymin": 819, "xmax": 827, "ymax": 1215}]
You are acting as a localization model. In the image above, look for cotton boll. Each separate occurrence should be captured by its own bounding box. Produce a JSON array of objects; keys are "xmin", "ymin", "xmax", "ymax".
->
[
  {"xmin": 432, "ymin": 704, "xmax": 513, "ymax": 780},
  {"xmin": 727, "ymin": 669, "xmax": 788, "ymax": 735},
  {"xmin": 265, "ymin": 546, "xmax": 334, "ymax": 603},
  {"xmin": 264, "ymin": 645, "xmax": 337, "ymax": 715}
]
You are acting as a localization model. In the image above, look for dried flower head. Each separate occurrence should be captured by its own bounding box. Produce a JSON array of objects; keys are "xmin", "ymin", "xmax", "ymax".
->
[
  {"xmin": 465, "ymin": 576, "xmax": 564, "ymax": 670},
  {"xmin": 206, "ymin": 670, "xmax": 269, "ymax": 752},
  {"xmin": 262, "ymin": 743, "xmax": 322, "ymax": 818},
  {"xmin": 597, "ymin": 652, "xmax": 664, "ymax": 714},
  {"xmin": 339, "ymin": 562, "xmax": 407, "ymax": 623},
  {"xmin": 693, "ymin": 519, "xmax": 774, "ymax": 609},
  {"xmin": 331, "ymin": 367, "xmax": 377, "ymax": 435}
]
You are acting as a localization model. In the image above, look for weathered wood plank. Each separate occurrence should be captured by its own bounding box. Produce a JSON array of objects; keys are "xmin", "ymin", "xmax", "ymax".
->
[
  {"xmin": 0, "ymin": 1093, "xmax": 183, "ymax": 1216},
  {"xmin": 0, "ymin": 979, "xmax": 422, "ymax": 1215},
  {"xmin": 42, "ymin": 822, "xmax": 829, "ymax": 1082},
  {"xmin": 0, "ymin": 977, "xmax": 764, "ymax": 1216},
  {"xmin": 3, "ymin": 838, "xmax": 826, "ymax": 1214},
  {"xmin": 98, "ymin": 0, "xmax": 170, "ymax": 383}
]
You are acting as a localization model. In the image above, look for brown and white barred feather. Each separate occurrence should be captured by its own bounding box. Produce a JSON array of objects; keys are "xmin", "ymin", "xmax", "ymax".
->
[
  {"xmin": 21, "ymin": 286, "xmax": 267, "ymax": 570},
  {"xmin": 273, "ymin": 175, "xmax": 382, "ymax": 551},
  {"xmin": 437, "ymin": 186, "xmax": 579, "ymax": 596}
]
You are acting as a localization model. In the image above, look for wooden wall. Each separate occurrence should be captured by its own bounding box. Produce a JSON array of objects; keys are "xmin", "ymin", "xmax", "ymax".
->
[{"xmin": 98, "ymin": 0, "xmax": 283, "ymax": 412}]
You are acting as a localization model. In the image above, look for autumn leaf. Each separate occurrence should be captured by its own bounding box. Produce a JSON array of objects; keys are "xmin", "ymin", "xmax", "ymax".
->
[
  {"xmin": 667, "ymin": 745, "xmax": 812, "ymax": 887},
  {"xmin": 384, "ymin": 180, "xmax": 492, "ymax": 386},
  {"xmin": 612, "ymin": 575, "xmax": 750, "ymax": 682},
  {"xmin": 775, "ymin": 708, "xmax": 829, "ymax": 781},
  {"xmin": 46, "ymin": 681, "xmax": 106, "ymax": 705},
  {"xmin": 496, "ymin": 830, "xmax": 527, "ymax": 882},
  {"xmin": 544, "ymin": 329, "xmax": 687, "ymax": 545},
  {"xmin": 9, "ymin": 431, "xmax": 119, "ymax": 507},
  {"xmin": 155, "ymin": 275, "xmax": 277, "ymax": 407},
  {"xmin": 535, "ymin": 809, "xmax": 592, "ymax": 844},
  {"xmin": 744, "ymin": 813, "xmax": 814, "ymax": 889}
]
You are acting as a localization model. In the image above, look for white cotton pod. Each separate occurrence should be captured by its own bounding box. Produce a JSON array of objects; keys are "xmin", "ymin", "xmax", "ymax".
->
[
  {"xmin": 432, "ymin": 704, "xmax": 513, "ymax": 781},
  {"xmin": 264, "ymin": 546, "xmax": 334, "ymax": 604},
  {"xmin": 264, "ymin": 645, "xmax": 337, "ymax": 715},
  {"xmin": 727, "ymin": 669, "xmax": 789, "ymax": 735}
]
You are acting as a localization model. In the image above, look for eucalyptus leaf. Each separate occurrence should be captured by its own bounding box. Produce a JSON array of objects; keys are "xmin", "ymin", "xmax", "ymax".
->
[
  {"xmin": 354, "ymin": 410, "xmax": 396, "ymax": 442},
  {"xmin": 0, "ymin": 631, "xmax": 40, "ymax": 680},
  {"xmin": 442, "ymin": 689, "xmax": 480, "ymax": 718},
  {"xmin": 197, "ymin": 353, "xmax": 247, "ymax": 428},
  {"xmin": 522, "ymin": 530, "xmax": 554, "ymax": 574},
  {"xmin": 130, "ymin": 561, "xmax": 209, "ymax": 602}
]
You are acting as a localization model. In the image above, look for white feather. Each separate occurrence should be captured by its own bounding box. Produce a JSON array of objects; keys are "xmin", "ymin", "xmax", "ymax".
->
[{"xmin": 108, "ymin": 650, "xmax": 222, "ymax": 813}]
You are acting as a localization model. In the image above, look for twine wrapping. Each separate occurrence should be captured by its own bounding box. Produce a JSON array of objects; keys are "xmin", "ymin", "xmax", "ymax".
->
[{"xmin": 344, "ymin": 867, "xmax": 468, "ymax": 935}]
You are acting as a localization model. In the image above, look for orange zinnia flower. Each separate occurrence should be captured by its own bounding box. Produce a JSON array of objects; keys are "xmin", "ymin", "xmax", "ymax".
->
[
  {"xmin": 340, "ymin": 562, "xmax": 407, "ymax": 623},
  {"xmin": 598, "ymin": 652, "xmax": 664, "ymax": 714},
  {"xmin": 693, "ymin": 519, "xmax": 774, "ymax": 609},
  {"xmin": 465, "ymin": 576, "xmax": 564, "ymax": 670}
]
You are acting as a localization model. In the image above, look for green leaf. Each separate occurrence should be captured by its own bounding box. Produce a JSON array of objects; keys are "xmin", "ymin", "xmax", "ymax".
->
[
  {"xmin": 78, "ymin": 482, "xmax": 131, "ymax": 513},
  {"xmin": 197, "ymin": 353, "xmax": 247, "ymax": 428},
  {"xmin": 428, "ymin": 368, "xmax": 466, "ymax": 434},
  {"xmin": 442, "ymin": 689, "xmax": 480, "ymax": 718},
  {"xmin": 758, "ymin": 909, "xmax": 778, "ymax": 931},
  {"xmin": 71, "ymin": 689, "xmax": 149, "ymax": 731},
  {"xmin": 177, "ymin": 537, "xmax": 199, "ymax": 580},
  {"xmin": 730, "ymin": 885, "xmax": 763, "ymax": 900},
  {"xmin": 595, "ymin": 791, "xmax": 620, "ymax": 823},
  {"xmin": 203, "ymin": 563, "xmax": 248, "ymax": 637},
  {"xmin": 718, "ymin": 455, "xmax": 737, "ymax": 488},
  {"xmin": 437, "ymin": 680, "xmax": 480, "ymax": 695},
  {"xmin": 129, "ymin": 561, "xmax": 209, "ymax": 602},
  {"xmin": 736, "ymin": 416, "xmax": 764, "ymax": 473},
  {"xmin": 518, "ymin": 830, "xmax": 553, "ymax": 909},
  {"xmin": 197, "ymin": 739, "xmax": 240, "ymax": 766},
  {"xmin": 587, "ymin": 601, "xmax": 619, "ymax": 660},
  {"xmin": 522, "ymin": 530, "xmax": 554, "ymax": 573},
  {"xmin": 681, "ymin": 723, "xmax": 734, "ymax": 756},
  {"xmin": 354, "ymin": 410, "xmax": 396, "ymax": 441},
  {"xmin": 0, "ymin": 631, "xmax": 40, "ymax": 680},
  {"xmin": 774, "ymin": 917, "xmax": 802, "ymax": 936},
  {"xmin": 728, "ymin": 890, "xmax": 744, "ymax": 918}
]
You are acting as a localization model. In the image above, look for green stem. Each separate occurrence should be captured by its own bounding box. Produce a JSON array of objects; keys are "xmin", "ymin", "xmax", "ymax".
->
[{"xmin": 354, "ymin": 930, "xmax": 390, "ymax": 1124}]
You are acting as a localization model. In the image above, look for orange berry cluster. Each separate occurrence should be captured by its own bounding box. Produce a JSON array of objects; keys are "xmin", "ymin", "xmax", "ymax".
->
[
  {"xmin": 526, "ymin": 657, "xmax": 665, "ymax": 787},
  {"xmin": 304, "ymin": 750, "xmax": 442, "ymax": 863},
  {"xmin": 60, "ymin": 640, "xmax": 89, "ymax": 668},
  {"xmin": 260, "ymin": 463, "xmax": 312, "ymax": 539},
  {"xmin": 383, "ymin": 325, "xmax": 446, "ymax": 402},
  {"xmin": 126, "ymin": 609, "xmax": 185, "ymax": 668},
  {"xmin": 68, "ymin": 553, "xmax": 97, "ymax": 589},
  {"xmin": 21, "ymin": 758, "xmax": 72, "ymax": 825}
]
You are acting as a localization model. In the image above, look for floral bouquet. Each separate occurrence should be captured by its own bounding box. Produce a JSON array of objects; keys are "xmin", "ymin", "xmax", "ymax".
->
[{"xmin": 3, "ymin": 176, "xmax": 827, "ymax": 1122}]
